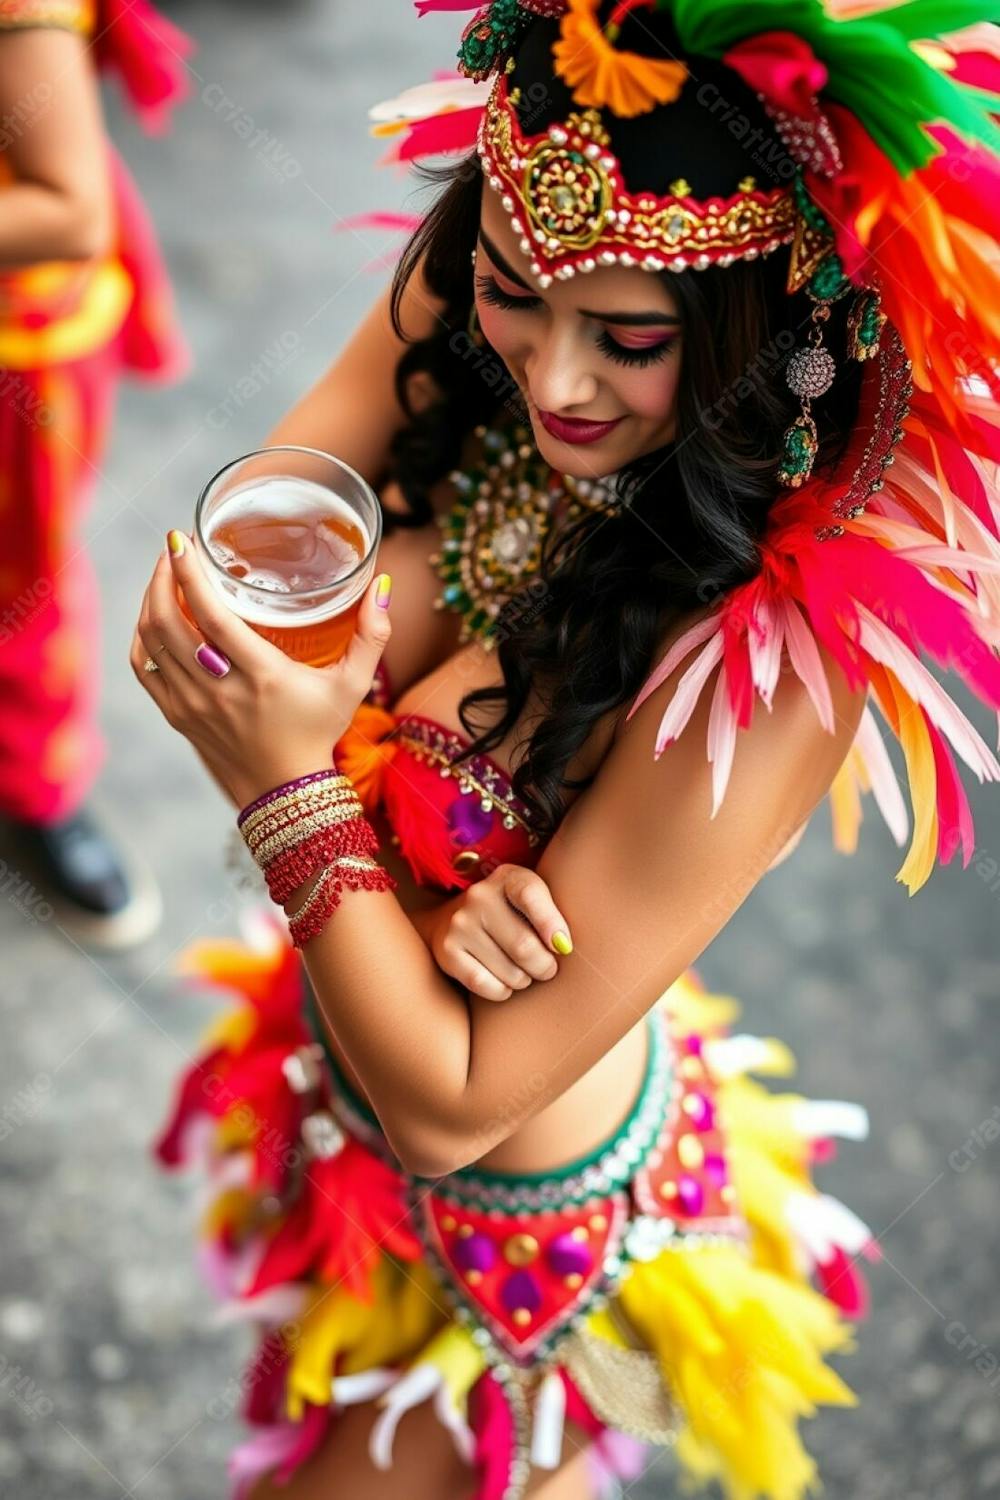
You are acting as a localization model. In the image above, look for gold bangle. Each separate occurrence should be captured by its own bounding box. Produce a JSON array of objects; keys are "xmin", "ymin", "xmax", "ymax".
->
[
  {"xmin": 239, "ymin": 781, "xmax": 358, "ymax": 838},
  {"xmin": 248, "ymin": 805, "xmax": 365, "ymax": 868},
  {"xmin": 242, "ymin": 793, "xmax": 363, "ymax": 849}
]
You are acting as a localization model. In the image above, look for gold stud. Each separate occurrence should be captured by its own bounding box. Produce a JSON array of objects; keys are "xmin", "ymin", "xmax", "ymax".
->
[
  {"xmin": 503, "ymin": 1233, "xmax": 539, "ymax": 1267},
  {"xmin": 738, "ymin": 175, "xmax": 758, "ymax": 192},
  {"xmin": 721, "ymin": 1184, "xmax": 736, "ymax": 1204},
  {"xmin": 512, "ymin": 1308, "xmax": 533, "ymax": 1327},
  {"xmin": 564, "ymin": 1273, "xmax": 584, "ymax": 1290},
  {"xmin": 466, "ymin": 1269, "xmax": 483, "ymax": 1286},
  {"xmin": 457, "ymin": 1224, "xmax": 474, "ymax": 1239},
  {"xmin": 442, "ymin": 1215, "xmax": 457, "ymax": 1233},
  {"xmin": 659, "ymin": 1180, "xmax": 678, "ymax": 1200},
  {"xmin": 679, "ymin": 1056, "xmax": 703, "ymax": 1080},
  {"xmin": 588, "ymin": 1213, "xmax": 608, "ymax": 1233},
  {"xmin": 669, "ymin": 178, "xmax": 692, "ymax": 197},
  {"xmin": 678, "ymin": 1135, "xmax": 705, "ymax": 1170},
  {"xmin": 570, "ymin": 1226, "xmax": 590, "ymax": 1243}
]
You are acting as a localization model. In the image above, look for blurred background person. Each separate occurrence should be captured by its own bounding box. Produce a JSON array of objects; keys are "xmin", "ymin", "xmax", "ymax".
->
[{"xmin": 0, "ymin": 0, "xmax": 193, "ymax": 948}]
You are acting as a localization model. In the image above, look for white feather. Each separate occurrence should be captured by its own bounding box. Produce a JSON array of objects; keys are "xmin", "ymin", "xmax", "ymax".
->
[
  {"xmin": 853, "ymin": 704, "xmax": 910, "ymax": 847},
  {"xmin": 653, "ymin": 633, "xmax": 725, "ymax": 756}
]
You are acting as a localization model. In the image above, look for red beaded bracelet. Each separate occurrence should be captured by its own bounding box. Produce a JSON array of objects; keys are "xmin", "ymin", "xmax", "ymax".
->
[{"xmin": 286, "ymin": 855, "xmax": 396, "ymax": 948}]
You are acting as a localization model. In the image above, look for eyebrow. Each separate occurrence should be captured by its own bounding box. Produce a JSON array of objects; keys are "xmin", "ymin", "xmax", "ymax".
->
[{"xmin": 478, "ymin": 228, "xmax": 681, "ymax": 327}]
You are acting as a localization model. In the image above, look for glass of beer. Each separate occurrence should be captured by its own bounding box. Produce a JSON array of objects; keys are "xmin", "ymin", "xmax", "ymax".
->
[{"xmin": 190, "ymin": 446, "xmax": 383, "ymax": 667}]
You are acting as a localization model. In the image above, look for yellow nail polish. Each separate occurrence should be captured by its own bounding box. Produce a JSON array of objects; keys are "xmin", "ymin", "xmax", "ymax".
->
[
  {"xmin": 552, "ymin": 930, "xmax": 573, "ymax": 956},
  {"xmin": 167, "ymin": 529, "xmax": 186, "ymax": 557},
  {"xmin": 376, "ymin": 573, "xmax": 392, "ymax": 609}
]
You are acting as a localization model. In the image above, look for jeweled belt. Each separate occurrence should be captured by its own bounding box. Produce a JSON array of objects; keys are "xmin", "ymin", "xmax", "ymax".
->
[{"xmin": 301, "ymin": 990, "xmax": 749, "ymax": 1370}]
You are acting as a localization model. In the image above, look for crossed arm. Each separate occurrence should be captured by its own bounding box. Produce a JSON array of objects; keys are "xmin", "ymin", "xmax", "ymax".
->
[{"xmin": 298, "ymin": 645, "xmax": 866, "ymax": 1177}]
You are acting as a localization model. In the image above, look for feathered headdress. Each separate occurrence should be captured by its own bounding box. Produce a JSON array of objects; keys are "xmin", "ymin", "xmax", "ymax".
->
[{"xmin": 364, "ymin": 1, "xmax": 1000, "ymax": 893}]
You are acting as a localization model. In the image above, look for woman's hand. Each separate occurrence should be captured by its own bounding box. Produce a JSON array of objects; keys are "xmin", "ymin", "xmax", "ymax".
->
[
  {"xmin": 130, "ymin": 530, "xmax": 392, "ymax": 810},
  {"xmin": 427, "ymin": 864, "xmax": 573, "ymax": 1002}
]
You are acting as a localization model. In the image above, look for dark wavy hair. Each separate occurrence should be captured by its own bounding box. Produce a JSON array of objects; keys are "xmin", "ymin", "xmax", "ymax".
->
[{"xmin": 382, "ymin": 148, "xmax": 862, "ymax": 837}]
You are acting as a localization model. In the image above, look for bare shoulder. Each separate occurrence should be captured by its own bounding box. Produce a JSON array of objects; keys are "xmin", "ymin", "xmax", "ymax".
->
[{"xmin": 542, "ymin": 604, "xmax": 866, "ymax": 916}]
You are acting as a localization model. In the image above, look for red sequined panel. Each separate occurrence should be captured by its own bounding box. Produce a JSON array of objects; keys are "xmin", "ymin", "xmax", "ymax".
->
[
  {"xmin": 380, "ymin": 715, "xmax": 545, "ymax": 892},
  {"xmin": 421, "ymin": 1193, "xmax": 630, "ymax": 1364},
  {"xmin": 631, "ymin": 1031, "xmax": 741, "ymax": 1230}
]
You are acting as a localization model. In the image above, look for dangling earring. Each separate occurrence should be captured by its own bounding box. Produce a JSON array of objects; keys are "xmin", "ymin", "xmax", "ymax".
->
[
  {"xmin": 847, "ymin": 286, "xmax": 885, "ymax": 362},
  {"xmin": 778, "ymin": 257, "xmax": 850, "ymax": 488}
]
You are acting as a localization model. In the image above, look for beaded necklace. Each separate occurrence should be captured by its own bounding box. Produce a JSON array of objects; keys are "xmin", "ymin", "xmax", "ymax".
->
[{"xmin": 429, "ymin": 420, "xmax": 620, "ymax": 649}]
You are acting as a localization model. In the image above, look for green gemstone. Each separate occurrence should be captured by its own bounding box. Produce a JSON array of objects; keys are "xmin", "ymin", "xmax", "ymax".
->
[
  {"xmin": 781, "ymin": 424, "xmax": 816, "ymax": 475},
  {"xmin": 859, "ymin": 299, "xmax": 881, "ymax": 346},
  {"xmin": 810, "ymin": 254, "xmax": 848, "ymax": 301}
]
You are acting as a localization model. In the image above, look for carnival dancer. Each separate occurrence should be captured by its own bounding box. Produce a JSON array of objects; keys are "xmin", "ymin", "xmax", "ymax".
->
[
  {"xmin": 139, "ymin": 2, "xmax": 999, "ymax": 1496},
  {"xmin": 0, "ymin": 0, "xmax": 193, "ymax": 946}
]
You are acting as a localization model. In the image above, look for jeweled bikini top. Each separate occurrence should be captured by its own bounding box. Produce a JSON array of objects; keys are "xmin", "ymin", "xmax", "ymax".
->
[{"xmin": 337, "ymin": 695, "xmax": 549, "ymax": 893}]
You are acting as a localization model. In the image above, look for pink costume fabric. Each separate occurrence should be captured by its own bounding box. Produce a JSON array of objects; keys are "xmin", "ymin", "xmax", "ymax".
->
[{"xmin": 0, "ymin": 0, "xmax": 193, "ymax": 822}]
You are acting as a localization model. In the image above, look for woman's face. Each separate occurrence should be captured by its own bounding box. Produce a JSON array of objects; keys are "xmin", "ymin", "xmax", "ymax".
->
[{"xmin": 473, "ymin": 182, "xmax": 682, "ymax": 478}]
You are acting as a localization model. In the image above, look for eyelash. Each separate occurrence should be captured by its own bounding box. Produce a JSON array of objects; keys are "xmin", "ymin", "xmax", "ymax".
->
[{"xmin": 475, "ymin": 273, "xmax": 676, "ymax": 368}]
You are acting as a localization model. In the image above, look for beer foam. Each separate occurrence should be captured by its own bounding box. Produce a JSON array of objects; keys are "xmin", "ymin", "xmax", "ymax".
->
[{"xmin": 202, "ymin": 475, "xmax": 373, "ymax": 625}]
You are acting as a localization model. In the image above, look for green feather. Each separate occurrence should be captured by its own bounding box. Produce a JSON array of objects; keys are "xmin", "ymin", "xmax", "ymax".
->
[{"xmin": 655, "ymin": 0, "xmax": 1000, "ymax": 175}]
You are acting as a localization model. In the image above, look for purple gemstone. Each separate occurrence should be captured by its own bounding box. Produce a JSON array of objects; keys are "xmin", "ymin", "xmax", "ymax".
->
[
  {"xmin": 453, "ymin": 1232, "xmax": 497, "ymax": 1275},
  {"xmin": 686, "ymin": 1091, "xmax": 715, "ymax": 1132},
  {"xmin": 500, "ymin": 1269, "xmax": 542, "ymax": 1314},
  {"xmin": 545, "ymin": 1232, "xmax": 594, "ymax": 1278},
  {"xmin": 676, "ymin": 1175, "xmax": 705, "ymax": 1216},
  {"xmin": 683, "ymin": 1033, "xmax": 704, "ymax": 1057},
  {"xmin": 703, "ymin": 1152, "xmax": 728, "ymax": 1188},
  {"xmin": 447, "ymin": 796, "xmax": 495, "ymax": 847}
]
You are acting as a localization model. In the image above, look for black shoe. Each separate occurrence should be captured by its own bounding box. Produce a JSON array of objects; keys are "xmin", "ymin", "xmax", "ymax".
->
[{"xmin": 5, "ymin": 807, "xmax": 162, "ymax": 950}]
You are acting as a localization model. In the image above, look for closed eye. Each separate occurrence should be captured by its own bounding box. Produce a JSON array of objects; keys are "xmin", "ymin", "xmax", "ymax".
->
[
  {"xmin": 475, "ymin": 271, "xmax": 679, "ymax": 367},
  {"xmin": 475, "ymin": 272, "xmax": 540, "ymax": 311},
  {"xmin": 596, "ymin": 329, "xmax": 679, "ymax": 367}
]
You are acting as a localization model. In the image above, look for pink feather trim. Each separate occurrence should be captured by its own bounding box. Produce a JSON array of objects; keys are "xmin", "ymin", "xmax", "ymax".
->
[{"xmin": 471, "ymin": 1373, "xmax": 516, "ymax": 1500}]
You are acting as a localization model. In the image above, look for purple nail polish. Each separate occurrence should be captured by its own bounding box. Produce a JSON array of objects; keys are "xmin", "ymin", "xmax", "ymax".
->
[{"xmin": 195, "ymin": 642, "xmax": 231, "ymax": 678}]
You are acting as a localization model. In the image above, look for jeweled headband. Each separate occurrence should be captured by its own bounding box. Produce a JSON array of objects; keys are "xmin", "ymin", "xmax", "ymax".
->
[
  {"xmin": 479, "ymin": 69, "xmax": 798, "ymax": 287},
  {"xmin": 468, "ymin": 0, "xmax": 843, "ymax": 286}
]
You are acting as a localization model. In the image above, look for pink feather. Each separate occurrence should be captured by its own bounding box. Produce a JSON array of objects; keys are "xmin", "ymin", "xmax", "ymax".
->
[
  {"xmin": 924, "ymin": 718, "xmax": 977, "ymax": 868},
  {"xmin": 857, "ymin": 607, "xmax": 1000, "ymax": 781},
  {"xmin": 229, "ymin": 1422, "xmax": 304, "ymax": 1500},
  {"xmin": 381, "ymin": 106, "xmax": 484, "ymax": 163},
  {"xmin": 813, "ymin": 532, "xmax": 1000, "ymax": 714},
  {"xmin": 779, "ymin": 597, "xmax": 836, "ymax": 732},
  {"xmin": 652, "ymin": 634, "xmax": 725, "ymax": 757},
  {"xmin": 415, "ymin": 0, "xmax": 483, "ymax": 12},
  {"xmin": 816, "ymin": 1245, "xmax": 870, "ymax": 1319},
  {"xmin": 337, "ymin": 211, "xmax": 424, "ymax": 235},
  {"xmin": 722, "ymin": 601, "xmax": 757, "ymax": 728},
  {"xmin": 627, "ymin": 609, "xmax": 722, "ymax": 721},
  {"xmin": 273, "ymin": 1404, "xmax": 332, "ymax": 1486},
  {"xmin": 707, "ymin": 660, "xmax": 740, "ymax": 816},
  {"xmin": 746, "ymin": 593, "xmax": 784, "ymax": 709},
  {"xmin": 471, "ymin": 1373, "xmax": 516, "ymax": 1500}
]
